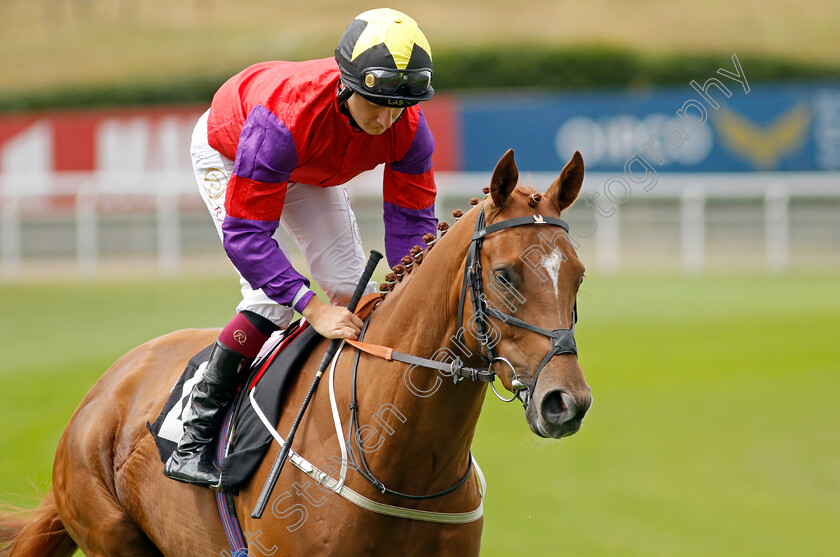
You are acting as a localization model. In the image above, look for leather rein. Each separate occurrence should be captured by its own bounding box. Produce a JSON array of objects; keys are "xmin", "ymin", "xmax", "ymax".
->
[{"xmin": 342, "ymin": 202, "xmax": 579, "ymax": 500}]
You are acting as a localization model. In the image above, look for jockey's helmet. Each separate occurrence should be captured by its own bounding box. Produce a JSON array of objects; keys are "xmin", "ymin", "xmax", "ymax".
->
[{"xmin": 335, "ymin": 8, "xmax": 434, "ymax": 107}]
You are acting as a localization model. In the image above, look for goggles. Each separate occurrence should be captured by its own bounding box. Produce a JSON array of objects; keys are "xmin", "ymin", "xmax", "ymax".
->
[{"xmin": 361, "ymin": 68, "xmax": 432, "ymax": 96}]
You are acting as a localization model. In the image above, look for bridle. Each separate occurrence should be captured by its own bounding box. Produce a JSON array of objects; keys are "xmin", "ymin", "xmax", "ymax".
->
[
  {"xmin": 457, "ymin": 203, "xmax": 578, "ymax": 407},
  {"xmin": 343, "ymin": 202, "xmax": 580, "ymax": 499}
]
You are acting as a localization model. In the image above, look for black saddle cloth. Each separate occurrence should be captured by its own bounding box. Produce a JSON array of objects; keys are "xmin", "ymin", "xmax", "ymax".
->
[{"xmin": 148, "ymin": 322, "xmax": 323, "ymax": 492}]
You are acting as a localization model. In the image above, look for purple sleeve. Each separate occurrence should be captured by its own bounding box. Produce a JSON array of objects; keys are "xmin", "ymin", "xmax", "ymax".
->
[
  {"xmin": 234, "ymin": 105, "xmax": 297, "ymax": 184},
  {"xmin": 390, "ymin": 111, "xmax": 434, "ymax": 175},
  {"xmin": 222, "ymin": 215, "xmax": 314, "ymax": 312},
  {"xmin": 382, "ymin": 202, "xmax": 437, "ymax": 268},
  {"xmin": 382, "ymin": 110, "xmax": 438, "ymax": 267}
]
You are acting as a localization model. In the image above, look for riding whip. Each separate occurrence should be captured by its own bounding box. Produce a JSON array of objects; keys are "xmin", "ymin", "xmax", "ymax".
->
[{"xmin": 251, "ymin": 250, "xmax": 383, "ymax": 519}]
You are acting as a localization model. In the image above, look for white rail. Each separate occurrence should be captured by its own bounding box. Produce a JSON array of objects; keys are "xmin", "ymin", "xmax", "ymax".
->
[{"xmin": 1, "ymin": 170, "xmax": 839, "ymax": 280}]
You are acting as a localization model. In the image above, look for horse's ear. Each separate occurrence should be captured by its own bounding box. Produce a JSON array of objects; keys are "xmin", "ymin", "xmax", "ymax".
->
[
  {"xmin": 545, "ymin": 151, "xmax": 584, "ymax": 212},
  {"xmin": 489, "ymin": 149, "xmax": 519, "ymax": 208}
]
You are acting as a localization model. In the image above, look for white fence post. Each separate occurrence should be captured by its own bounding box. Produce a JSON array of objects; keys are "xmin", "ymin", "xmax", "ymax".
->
[
  {"xmin": 75, "ymin": 180, "xmax": 98, "ymax": 280},
  {"xmin": 157, "ymin": 176, "xmax": 181, "ymax": 277},
  {"xmin": 595, "ymin": 206, "xmax": 620, "ymax": 274},
  {"xmin": 1, "ymin": 191, "xmax": 21, "ymax": 281},
  {"xmin": 681, "ymin": 185, "xmax": 705, "ymax": 275},
  {"xmin": 765, "ymin": 184, "xmax": 790, "ymax": 274}
]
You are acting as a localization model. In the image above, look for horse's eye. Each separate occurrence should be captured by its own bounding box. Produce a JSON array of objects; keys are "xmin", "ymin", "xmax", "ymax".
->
[{"xmin": 493, "ymin": 269, "xmax": 512, "ymax": 285}]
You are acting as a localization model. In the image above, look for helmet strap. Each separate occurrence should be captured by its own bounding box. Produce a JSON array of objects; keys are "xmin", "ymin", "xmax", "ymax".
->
[
  {"xmin": 336, "ymin": 84, "xmax": 364, "ymax": 132},
  {"xmin": 336, "ymin": 81, "xmax": 354, "ymax": 105}
]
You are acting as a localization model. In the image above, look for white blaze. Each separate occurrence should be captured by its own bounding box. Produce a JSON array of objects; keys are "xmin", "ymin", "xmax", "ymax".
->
[{"xmin": 542, "ymin": 249, "xmax": 565, "ymax": 297}]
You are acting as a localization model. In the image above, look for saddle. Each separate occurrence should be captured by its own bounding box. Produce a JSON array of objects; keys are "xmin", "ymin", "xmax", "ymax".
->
[{"xmin": 147, "ymin": 293, "xmax": 382, "ymax": 492}]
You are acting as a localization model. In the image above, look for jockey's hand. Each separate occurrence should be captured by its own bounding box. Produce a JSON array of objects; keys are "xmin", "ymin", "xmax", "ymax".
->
[{"xmin": 300, "ymin": 296, "xmax": 364, "ymax": 340}]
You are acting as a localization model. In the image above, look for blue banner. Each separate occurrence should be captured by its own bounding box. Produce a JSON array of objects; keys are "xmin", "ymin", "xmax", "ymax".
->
[{"xmin": 459, "ymin": 81, "xmax": 840, "ymax": 173}]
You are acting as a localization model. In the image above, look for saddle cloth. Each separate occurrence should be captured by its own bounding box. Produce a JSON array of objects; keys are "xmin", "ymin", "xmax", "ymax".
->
[{"xmin": 147, "ymin": 293, "xmax": 382, "ymax": 492}]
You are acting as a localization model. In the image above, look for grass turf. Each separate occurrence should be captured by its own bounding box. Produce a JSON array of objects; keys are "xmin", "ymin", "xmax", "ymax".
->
[{"xmin": 0, "ymin": 274, "xmax": 838, "ymax": 555}]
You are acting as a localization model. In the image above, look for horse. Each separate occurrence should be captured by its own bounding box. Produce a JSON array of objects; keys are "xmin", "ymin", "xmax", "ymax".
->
[{"xmin": 0, "ymin": 149, "xmax": 592, "ymax": 557}]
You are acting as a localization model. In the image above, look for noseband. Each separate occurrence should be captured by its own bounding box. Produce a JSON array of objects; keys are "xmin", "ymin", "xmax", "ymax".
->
[{"xmin": 457, "ymin": 205, "xmax": 579, "ymax": 407}]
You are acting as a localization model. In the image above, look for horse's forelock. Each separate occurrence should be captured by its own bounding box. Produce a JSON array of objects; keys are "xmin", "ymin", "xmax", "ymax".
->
[{"xmin": 514, "ymin": 184, "xmax": 540, "ymax": 196}]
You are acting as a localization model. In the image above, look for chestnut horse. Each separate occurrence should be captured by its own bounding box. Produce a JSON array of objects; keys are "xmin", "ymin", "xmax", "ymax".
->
[{"xmin": 1, "ymin": 150, "xmax": 591, "ymax": 557}]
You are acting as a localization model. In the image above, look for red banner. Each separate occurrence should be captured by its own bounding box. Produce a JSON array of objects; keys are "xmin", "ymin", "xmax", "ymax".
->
[{"xmin": 0, "ymin": 97, "xmax": 459, "ymax": 178}]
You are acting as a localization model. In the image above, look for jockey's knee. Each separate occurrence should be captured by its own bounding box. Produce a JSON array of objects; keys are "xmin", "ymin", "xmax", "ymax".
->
[{"xmin": 236, "ymin": 299, "xmax": 295, "ymax": 330}]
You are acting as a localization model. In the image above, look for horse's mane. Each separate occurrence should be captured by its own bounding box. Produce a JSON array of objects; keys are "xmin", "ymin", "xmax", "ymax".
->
[
  {"xmin": 379, "ymin": 184, "xmax": 548, "ymax": 298},
  {"xmin": 379, "ymin": 190, "xmax": 488, "ymax": 297}
]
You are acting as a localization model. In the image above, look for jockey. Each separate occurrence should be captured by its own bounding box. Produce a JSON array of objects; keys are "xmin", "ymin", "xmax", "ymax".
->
[{"xmin": 164, "ymin": 8, "xmax": 438, "ymax": 487}]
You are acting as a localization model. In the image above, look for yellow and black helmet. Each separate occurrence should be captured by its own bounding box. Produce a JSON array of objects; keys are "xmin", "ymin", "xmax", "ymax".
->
[{"xmin": 335, "ymin": 8, "xmax": 433, "ymax": 107}]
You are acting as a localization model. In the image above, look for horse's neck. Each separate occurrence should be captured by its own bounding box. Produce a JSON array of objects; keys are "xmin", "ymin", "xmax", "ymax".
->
[{"xmin": 354, "ymin": 209, "xmax": 487, "ymax": 489}]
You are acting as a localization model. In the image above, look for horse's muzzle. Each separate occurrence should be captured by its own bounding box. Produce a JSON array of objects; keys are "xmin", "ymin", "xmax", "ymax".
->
[{"xmin": 529, "ymin": 388, "xmax": 592, "ymax": 439}]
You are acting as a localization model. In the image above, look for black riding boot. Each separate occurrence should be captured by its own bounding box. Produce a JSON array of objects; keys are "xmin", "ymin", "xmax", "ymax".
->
[{"xmin": 163, "ymin": 340, "xmax": 244, "ymax": 488}]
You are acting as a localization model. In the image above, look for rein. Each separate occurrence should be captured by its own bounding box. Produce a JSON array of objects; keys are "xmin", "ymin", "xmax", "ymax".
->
[
  {"xmin": 344, "ymin": 339, "xmax": 495, "ymax": 383},
  {"xmin": 346, "ymin": 313, "xmax": 477, "ymax": 500},
  {"xmin": 243, "ymin": 203, "xmax": 581, "ymax": 525},
  {"xmin": 336, "ymin": 203, "xmax": 580, "ymax": 502}
]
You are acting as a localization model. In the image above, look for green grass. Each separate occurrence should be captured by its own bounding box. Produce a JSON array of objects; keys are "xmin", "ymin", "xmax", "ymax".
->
[
  {"xmin": 476, "ymin": 274, "xmax": 840, "ymax": 556},
  {"xmin": 1, "ymin": 274, "xmax": 838, "ymax": 555},
  {"xmin": 0, "ymin": 278, "xmax": 242, "ymax": 508}
]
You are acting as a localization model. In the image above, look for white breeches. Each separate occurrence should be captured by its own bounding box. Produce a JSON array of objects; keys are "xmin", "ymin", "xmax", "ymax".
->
[{"xmin": 191, "ymin": 109, "xmax": 371, "ymax": 328}]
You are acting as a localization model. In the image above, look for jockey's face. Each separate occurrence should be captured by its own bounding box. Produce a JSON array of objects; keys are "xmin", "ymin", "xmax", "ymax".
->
[{"xmin": 345, "ymin": 93, "xmax": 404, "ymax": 135}]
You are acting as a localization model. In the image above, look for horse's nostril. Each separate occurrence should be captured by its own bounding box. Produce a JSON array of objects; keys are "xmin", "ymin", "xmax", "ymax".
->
[
  {"xmin": 540, "ymin": 390, "xmax": 590, "ymax": 425},
  {"xmin": 540, "ymin": 390, "xmax": 570, "ymax": 424}
]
